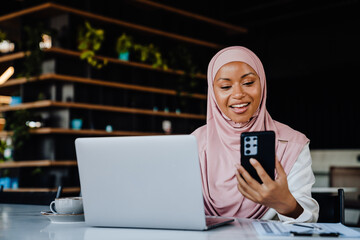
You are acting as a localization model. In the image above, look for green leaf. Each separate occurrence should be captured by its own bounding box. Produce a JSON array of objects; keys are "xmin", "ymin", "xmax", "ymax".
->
[
  {"xmin": 85, "ymin": 31, "xmax": 92, "ymax": 38},
  {"xmin": 85, "ymin": 21, "xmax": 91, "ymax": 30},
  {"xmin": 93, "ymin": 42, "xmax": 101, "ymax": 51},
  {"xmin": 78, "ymin": 42, "xmax": 88, "ymax": 50},
  {"xmin": 95, "ymin": 29, "xmax": 104, "ymax": 36},
  {"xmin": 133, "ymin": 44, "xmax": 141, "ymax": 51},
  {"xmin": 90, "ymin": 59, "xmax": 97, "ymax": 66},
  {"xmin": 80, "ymin": 51, "xmax": 94, "ymax": 59}
]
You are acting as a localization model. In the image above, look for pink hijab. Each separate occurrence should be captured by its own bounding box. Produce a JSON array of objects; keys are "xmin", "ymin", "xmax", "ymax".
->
[{"xmin": 192, "ymin": 46, "xmax": 309, "ymax": 218}]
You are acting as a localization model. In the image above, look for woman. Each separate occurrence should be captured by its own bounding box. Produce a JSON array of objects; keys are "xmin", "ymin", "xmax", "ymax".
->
[{"xmin": 192, "ymin": 46, "xmax": 319, "ymax": 222}]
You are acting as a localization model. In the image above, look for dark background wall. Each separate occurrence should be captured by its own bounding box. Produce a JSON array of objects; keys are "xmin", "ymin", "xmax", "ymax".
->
[
  {"xmin": 239, "ymin": 2, "xmax": 360, "ymax": 149},
  {"xmin": 1, "ymin": 0, "xmax": 359, "ymax": 149}
]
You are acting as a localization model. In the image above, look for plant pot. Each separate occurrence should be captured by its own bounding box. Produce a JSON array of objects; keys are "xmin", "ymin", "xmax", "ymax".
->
[
  {"xmin": 71, "ymin": 118, "xmax": 82, "ymax": 130},
  {"xmin": 71, "ymin": 119, "xmax": 83, "ymax": 130},
  {"xmin": 10, "ymin": 96, "xmax": 22, "ymax": 106},
  {"xmin": 118, "ymin": 51, "xmax": 129, "ymax": 61}
]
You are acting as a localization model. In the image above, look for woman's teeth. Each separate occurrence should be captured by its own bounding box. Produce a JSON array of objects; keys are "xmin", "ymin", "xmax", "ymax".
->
[{"xmin": 231, "ymin": 103, "xmax": 249, "ymax": 108}]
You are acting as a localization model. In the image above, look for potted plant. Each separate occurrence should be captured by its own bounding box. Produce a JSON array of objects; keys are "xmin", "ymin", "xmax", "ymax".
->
[
  {"xmin": 0, "ymin": 29, "xmax": 16, "ymax": 57},
  {"xmin": 134, "ymin": 43, "xmax": 168, "ymax": 70},
  {"xmin": 0, "ymin": 29, "xmax": 6, "ymax": 41},
  {"xmin": 78, "ymin": 21, "xmax": 107, "ymax": 69},
  {"xmin": 4, "ymin": 110, "xmax": 31, "ymax": 160},
  {"xmin": 0, "ymin": 139, "xmax": 6, "ymax": 162},
  {"xmin": 115, "ymin": 32, "xmax": 168, "ymax": 69},
  {"xmin": 168, "ymin": 45, "xmax": 200, "ymax": 97},
  {"xmin": 151, "ymin": 47, "xmax": 168, "ymax": 70},
  {"xmin": 115, "ymin": 33, "xmax": 133, "ymax": 61},
  {"xmin": 17, "ymin": 23, "xmax": 51, "ymax": 78}
]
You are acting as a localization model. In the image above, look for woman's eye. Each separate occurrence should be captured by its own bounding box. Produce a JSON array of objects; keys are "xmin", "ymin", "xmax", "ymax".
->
[
  {"xmin": 220, "ymin": 86, "xmax": 231, "ymax": 90},
  {"xmin": 243, "ymin": 81, "xmax": 254, "ymax": 86}
]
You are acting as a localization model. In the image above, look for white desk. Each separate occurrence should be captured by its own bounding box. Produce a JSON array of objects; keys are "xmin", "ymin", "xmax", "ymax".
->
[
  {"xmin": 1, "ymin": 204, "xmax": 359, "ymax": 240},
  {"xmin": 312, "ymin": 187, "xmax": 358, "ymax": 193}
]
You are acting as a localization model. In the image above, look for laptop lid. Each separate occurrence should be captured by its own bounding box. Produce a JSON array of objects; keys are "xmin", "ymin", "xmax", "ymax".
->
[{"xmin": 75, "ymin": 135, "xmax": 210, "ymax": 230}]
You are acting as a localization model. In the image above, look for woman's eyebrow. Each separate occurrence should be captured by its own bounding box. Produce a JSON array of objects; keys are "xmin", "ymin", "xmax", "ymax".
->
[
  {"xmin": 241, "ymin": 72, "xmax": 256, "ymax": 78},
  {"xmin": 216, "ymin": 72, "xmax": 256, "ymax": 82},
  {"xmin": 216, "ymin": 78, "xmax": 231, "ymax": 82}
]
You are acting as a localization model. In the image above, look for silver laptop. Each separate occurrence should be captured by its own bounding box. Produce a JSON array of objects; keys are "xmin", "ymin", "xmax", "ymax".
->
[{"xmin": 75, "ymin": 135, "xmax": 234, "ymax": 230}]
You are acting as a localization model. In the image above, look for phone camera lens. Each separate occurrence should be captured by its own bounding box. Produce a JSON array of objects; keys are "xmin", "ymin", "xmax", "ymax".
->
[
  {"xmin": 246, "ymin": 150, "xmax": 251, "ymax": 154},
  {"xmin": 246, "ymin": 144, "xmax": 250, "ymax": 148},
  {"xmin": 245, "ymin": 137, "xmax": 250, "ymax": 142}
]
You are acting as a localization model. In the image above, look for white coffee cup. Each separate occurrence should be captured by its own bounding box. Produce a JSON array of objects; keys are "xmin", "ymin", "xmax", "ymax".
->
[{"xmin": 50, "ymin": 197, "xmax": 83, "ymax": 214}]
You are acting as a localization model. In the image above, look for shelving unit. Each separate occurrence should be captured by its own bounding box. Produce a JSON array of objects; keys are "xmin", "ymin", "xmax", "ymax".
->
[
  {"xmin": 1, "ymin": 73, "xmax": 207, "ymax": 100},
  {"xmin": 3, "ymin": 187, "xmax": 80, "ymax": 193},
  {"xmin": 0, "ymin": 51, "xmax": 29, "ymax": 63},
  {"xmin": 43, "ymin": 47, "xmax": 207, "ymax": 79},
  {"xmin": 0, "ymin": 127, "xmax": 163, "ymax": 137},
  {"xmin": 0, "ymin": 2, "xmax": 225, "ymax": 49},
  {"xmin": 0, "ymin": 160, "xmax": 77, "ymax": 169},
  {"xmin": 0, "ymin": 100, "xmax": 206, "ymax": 120},
  {"xmin": 132, "ymin": 0, "xmax": 248, "ymax": 34},
  {"xmin": 0, "ymin": 2, "xmax": 245, "ymax": 197}
]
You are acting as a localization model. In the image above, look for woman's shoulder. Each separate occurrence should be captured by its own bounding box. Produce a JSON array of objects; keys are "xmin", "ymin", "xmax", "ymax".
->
[
  {"xmin": 273, "ymin": 121, "xmax": 309, "ymax": 145},
  {"xmin": 191, "ymin": 125, "xmax": 207, "ymax": 150},
  {"xmin": 191, "ymin": 125, "xmax": 207, "ymax": 137}
]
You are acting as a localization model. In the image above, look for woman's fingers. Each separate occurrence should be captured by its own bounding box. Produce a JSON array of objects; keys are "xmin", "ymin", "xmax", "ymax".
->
[
  {"xmin": 237, "ymin": 183, "xmax": 257, "ymax": 202},
  {"xmin": 235, "ymin": 166, "xmax": 261, "ymax": 202},
  {"xmin": 275, "ymin": 158, "xmax": 286, "ymax": 179},
  {"xmin": 236, "ymin": 158, "xmax": 299, "ymax": 216},
  {"xmin": 249, "ymin": 158, "xmax": 273, "ymax": 184},
  {"xmin": 236, "ymin": 164, "xmax": 260, "ymax": 190}
]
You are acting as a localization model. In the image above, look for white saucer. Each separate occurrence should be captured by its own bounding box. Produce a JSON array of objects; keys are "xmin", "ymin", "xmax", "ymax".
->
[{"xmin": 41, "ymin": 211, "xmax": 85, "ymax": 223}]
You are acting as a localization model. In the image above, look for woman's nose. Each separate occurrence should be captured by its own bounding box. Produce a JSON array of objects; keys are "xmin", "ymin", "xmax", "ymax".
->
[{"xmin": 232, "ymin": 85, "xmax": 245, "ymax": 99}]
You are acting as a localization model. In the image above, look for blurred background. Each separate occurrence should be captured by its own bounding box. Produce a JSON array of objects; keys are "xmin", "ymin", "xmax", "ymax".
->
[{"xmin": 0, "ymin": 0, "xmax": 359, "ymax": 225}]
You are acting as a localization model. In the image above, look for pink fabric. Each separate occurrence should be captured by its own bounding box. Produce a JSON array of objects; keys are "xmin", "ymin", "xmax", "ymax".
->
[{"xmin": 192, "ymin": 46, "xmax": 309, "ymax": 218}]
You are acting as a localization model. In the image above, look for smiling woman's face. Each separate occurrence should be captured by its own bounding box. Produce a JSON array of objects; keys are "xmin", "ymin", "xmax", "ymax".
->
[{"xmin": 213, "ymin": 61, "xmax": 262, "ymax": 123}]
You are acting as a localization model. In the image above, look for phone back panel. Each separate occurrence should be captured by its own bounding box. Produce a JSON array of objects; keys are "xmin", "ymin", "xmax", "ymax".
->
[{"xmin": 240, "ymin": 131, "xmax": 275, "ymax": 183}]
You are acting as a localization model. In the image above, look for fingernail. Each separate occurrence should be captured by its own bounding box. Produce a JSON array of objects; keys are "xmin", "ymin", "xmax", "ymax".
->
[
  {"xmin": 250, "ymin": 158, "xmax": 257, "ymax": 164},
  {"xmin": 234, "ymin": 163, "xmax": 240, "ymax": 168}
]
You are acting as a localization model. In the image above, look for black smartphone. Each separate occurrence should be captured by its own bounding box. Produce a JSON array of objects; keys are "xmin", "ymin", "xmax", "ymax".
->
[{"xmin": 240, "ymin": 131, "xmax": 275, "ymax": 183}]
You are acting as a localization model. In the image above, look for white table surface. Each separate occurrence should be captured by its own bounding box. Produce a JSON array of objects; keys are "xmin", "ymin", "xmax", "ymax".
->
[
  {"xmin": 1, "ymin": 204, "xmax": 359, "ymax": 240},
  {"xmin": 312, "ymin": 187, "xmax": 358, "ymax": 193}
]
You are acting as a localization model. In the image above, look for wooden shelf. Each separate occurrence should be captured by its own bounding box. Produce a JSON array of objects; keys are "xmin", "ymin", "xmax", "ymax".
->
[
  {"xmin": 0, "ymin": 47, "xmax": 207, "ymax": 80},
  {"xmin": 134, "ymin": 0, "xmax": 247, "ymax": 34},
  {"xmin": 45, "ymin": 47, "xmax": 207, "ymax": 79},
  {"xmin": 0, "ymin": 100, "xmax": 207, "ymax": 120},
  {"xmin": 1, "ymin": 128, "xmax": 164, "ymax": 137},
  {"xmin": 0, "ymin": 131, "xmax": 10, "ymax": 138},
  {"xmin": 0, "ymin": 160, "xmax": 77, "ymax": 169},
  {"xmin": 0, "ymin": 73, "xmax": 207, "ymax": 100},
  {"xmin": 0, "ymin": 51, "xmax": 29, "ymax": 63},
  {"xmin": 0, "ymin": 2, "xmax": 223, "ymax": 49},
  {"xmin": 31, "ymin": 128, "xmax": 163, "ymax": 136},
  {"xmin": 3, "ymin": 187, "xmax": 80, "ymax": 193}
]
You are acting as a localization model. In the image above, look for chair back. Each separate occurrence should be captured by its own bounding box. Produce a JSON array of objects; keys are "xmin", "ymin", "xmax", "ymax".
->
[
  {"xmin": 330, "ymin": 166, "xmax": 360, "ymax": 200},
  {"xmin": 312, "ymin": 188, "xmax": 344, "ymax": 223}
]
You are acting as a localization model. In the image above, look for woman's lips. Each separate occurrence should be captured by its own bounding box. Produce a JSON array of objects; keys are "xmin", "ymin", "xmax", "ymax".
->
[{"xmin": 230, "ymin": 103, "xmax": 250, "ymax": 114}]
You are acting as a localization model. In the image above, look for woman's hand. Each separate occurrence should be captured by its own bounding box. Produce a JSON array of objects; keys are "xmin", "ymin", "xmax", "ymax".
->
[{"xmin": 235, "ymin": 158, "xmax": 303, "ymax": 219}]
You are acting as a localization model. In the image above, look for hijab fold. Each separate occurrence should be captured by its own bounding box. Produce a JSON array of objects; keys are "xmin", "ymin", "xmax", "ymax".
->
[{"xmin": 192, "ymin": 46, "xmax": 309, "ymax": 218}]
